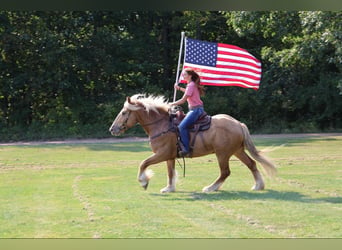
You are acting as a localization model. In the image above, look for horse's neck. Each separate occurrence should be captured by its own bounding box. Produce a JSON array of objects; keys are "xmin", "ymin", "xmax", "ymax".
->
[{"xmin": 137, "ymin": 110, "xmax": 169, "ymax": 136}]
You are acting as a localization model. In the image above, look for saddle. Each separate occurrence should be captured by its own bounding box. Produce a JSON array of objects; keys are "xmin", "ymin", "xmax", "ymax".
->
[
  {"xmin": 169, "ymin": 106, "xmax": 211, "ymax": 132},
  {"xmin": 172, "ymin": 111, "xmax": 211, "ymax": 132},
  {"xmin": 169, "ymin": 106, "xmax": 212, "ymax": 157}
]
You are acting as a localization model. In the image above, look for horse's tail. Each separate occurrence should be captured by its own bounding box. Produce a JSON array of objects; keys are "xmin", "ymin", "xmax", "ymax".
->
[{"xmin": 240, "ymin": 123, "xmax": 277, "ymax": 178}]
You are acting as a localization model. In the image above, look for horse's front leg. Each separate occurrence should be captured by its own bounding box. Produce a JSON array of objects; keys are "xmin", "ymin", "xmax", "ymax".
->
[
  {"xmin": 160, "ymin": 159, "xmax": 177, "ymax": 193},
  {"xmin": 137, "ymin": 153, "xmax": 164, "ymax": 190}
]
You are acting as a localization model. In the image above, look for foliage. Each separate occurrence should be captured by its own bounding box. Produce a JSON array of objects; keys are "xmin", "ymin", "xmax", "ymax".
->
[{"xmin": 0, "ymin": 11, "xmax": 341, "ymax": 141}]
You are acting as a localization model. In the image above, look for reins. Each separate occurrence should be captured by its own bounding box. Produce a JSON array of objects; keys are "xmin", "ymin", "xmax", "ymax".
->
[
  {"xmin": 140, "ymin": 117, "xmax": 165, "ymax": 127},
  {"xmin": 143, "ymin": 114, "xmax": 172, "ymax": 141},
  {"xmin": 149, "ymin": 128, "xmax": 173, "ymax": 140},
  {"xmin": 176, "ymin": 156, "xmax": 186, "ymax": 177}
]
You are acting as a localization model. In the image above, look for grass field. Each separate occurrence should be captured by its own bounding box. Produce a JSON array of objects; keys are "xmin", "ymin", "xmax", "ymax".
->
[{"xmin": 0, "ymin": 134, "xmax": 341, "ymax": 238}]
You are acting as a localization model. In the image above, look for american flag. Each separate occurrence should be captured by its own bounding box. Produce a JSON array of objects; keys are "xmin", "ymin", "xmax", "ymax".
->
[{"xmin": 180, "ymin": 38, "xmax": 262, "ymax": 90}]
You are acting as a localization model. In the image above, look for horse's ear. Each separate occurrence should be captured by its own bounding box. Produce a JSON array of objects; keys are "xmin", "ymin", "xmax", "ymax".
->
[
  {"xmin": 127, "ymin": 96, "xmax": 134, "ymax": 105},
  {"xmin": 126, "ymin": 96, "xmax": 145, "ymax": 109},
  {"xmin": 136, "ymin": 100, "xmax": 145, "ymax": 109}
]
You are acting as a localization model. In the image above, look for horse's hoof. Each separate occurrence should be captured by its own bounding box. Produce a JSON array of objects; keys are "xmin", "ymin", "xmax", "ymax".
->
[
  {"xmin": 142, "ymin": 182, "xmax": 149, "ymax": 190},
  {"xmin": 251, "ymin": 182, "xmax": 265, "ymax": 191},
  {"xmin": 160, "ymin": 186, "xmax": 175, "ymax": 193}
]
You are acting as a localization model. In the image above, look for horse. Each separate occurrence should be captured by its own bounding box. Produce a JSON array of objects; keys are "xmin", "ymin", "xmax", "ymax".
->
[{"xmin": 109, "ymin": 93, "xmax": 276, "ymax": 193}]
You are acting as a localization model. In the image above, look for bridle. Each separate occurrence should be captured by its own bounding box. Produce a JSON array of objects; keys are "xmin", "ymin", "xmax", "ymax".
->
[{"xmin": 119, "ymin": 110, "xmax": 131, "ymax": 132}]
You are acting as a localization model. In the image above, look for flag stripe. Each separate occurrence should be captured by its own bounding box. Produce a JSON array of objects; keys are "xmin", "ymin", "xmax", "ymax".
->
[
  {"xmin": 218, "ymin": 46, "xmax": 261, "ymax": 64},
  {"xmin": 218, "ymin": 51, "xmax": 261, "ymax": 66},
  {"xmin": 218, "ymin": 55, "xmax": 261, "ymax": 66},
  {"xmin": 183, "ymin": 64, "xmax": 261, "ymax": 80},
  {"xmin": 183, "ymin": 65, "xmax": 260, "ymax": 86},
  {"xmin": 181, "ymin": 38, "xmax": 262, "ymax": 90},
  {"xmin": 201, "ymin": 81, "xmax": 259, "ymax": 90},
  {"xmin": 184, "ymin": 63, "xmax": 261, "ymax": 78},
  {"xmin": 216, "ymin": 59, "xmax": 262, "ymax": 72},
  {"xmin": 201, "ymin": 76, "xmax": 260, "ymax": 85},
  {"xmin": 202, "ymin": 73, "xmax": 261, "ymax": 82}
]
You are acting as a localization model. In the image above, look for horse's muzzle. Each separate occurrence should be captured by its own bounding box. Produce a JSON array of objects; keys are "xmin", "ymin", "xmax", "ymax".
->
[{"xmin": 109, "ymin": 126, "xmax": 122, "ymax": 136}]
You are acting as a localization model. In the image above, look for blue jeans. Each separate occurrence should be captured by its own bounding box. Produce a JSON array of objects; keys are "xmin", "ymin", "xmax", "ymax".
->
[{"xmin": 178, "ymin": 107, "xmax": 204, "ymax": 152}]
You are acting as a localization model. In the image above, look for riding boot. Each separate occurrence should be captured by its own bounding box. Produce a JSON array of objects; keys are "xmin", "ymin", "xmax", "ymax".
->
[{"xmin": 177, "ymin": 141, "xmax": 191, "ymax": 158}]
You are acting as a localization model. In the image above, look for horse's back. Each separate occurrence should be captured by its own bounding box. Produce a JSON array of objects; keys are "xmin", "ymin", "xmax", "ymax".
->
[
  {"xmin": 190, "ymin": 114, "xmax": 244, "ymax": 157},
  {"xmin": 213, "ymin": 113, "xmax": 239, "ymax": 121},
  {"xmin": 211, "ymin": 114, "xmax": 244, "ymax": 133}
]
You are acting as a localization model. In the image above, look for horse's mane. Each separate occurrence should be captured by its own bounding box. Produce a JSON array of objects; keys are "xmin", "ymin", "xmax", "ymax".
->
[{"xmin": 124, "ymin": 93, "xmax": 170, "ymax": 114}]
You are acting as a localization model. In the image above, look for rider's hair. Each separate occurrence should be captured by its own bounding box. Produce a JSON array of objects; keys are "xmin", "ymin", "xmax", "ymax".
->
[{"xmin": 185, "ymin": 69, "xmax": 205, "ymax": 96}]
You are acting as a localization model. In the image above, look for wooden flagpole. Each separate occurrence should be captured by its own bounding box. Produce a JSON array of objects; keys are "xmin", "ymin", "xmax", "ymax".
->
[{"xmin": 173, "ymin": 31, "xmax": 185, "ymax": 102}]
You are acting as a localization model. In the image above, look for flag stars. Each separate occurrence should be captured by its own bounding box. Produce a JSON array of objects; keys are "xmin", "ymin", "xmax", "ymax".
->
[{"xmin": 185, "ymin": 38, "xmax": 217, "ymax": 67}]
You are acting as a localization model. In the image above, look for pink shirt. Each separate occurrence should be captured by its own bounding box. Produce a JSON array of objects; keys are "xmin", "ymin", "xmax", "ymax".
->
[{"xmin": 185, "ymin": 81, "xmax": 203, "ymax": 109}]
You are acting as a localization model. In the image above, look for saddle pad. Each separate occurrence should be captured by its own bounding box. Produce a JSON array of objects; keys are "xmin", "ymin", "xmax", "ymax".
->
[{"xmin": 171, "ymin": 111, "xmax": 211, "ymax": 132}]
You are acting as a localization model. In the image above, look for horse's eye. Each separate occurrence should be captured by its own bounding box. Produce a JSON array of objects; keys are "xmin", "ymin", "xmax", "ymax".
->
[{"xmin": 122, "ymin": 112, "xmax": 126, "ymax": 116}]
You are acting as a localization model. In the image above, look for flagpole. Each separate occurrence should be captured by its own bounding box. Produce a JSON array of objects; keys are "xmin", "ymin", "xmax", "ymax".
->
[{"xmin": 173, "ymin": 31, "xmax": 185, "ymax": 102}]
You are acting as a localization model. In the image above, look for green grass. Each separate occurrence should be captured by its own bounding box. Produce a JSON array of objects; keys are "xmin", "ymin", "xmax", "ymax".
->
[{"xmin": 0, "ymin": 135, "xmax": 341, "ymax": 238}]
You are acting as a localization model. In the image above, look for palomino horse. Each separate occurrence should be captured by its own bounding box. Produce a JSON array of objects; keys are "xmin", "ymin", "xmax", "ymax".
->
[{"xmin": 109, "ymin": 94, "xmax": 276, "ymax": 193}]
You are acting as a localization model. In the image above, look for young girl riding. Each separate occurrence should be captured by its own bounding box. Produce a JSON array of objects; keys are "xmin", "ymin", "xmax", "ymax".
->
[{"xmin": 170, "ymin": 69, "xmax": 205, "ymax": 157}]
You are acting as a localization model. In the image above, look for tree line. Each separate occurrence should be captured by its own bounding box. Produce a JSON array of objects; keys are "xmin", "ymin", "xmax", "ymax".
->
[{"xmin": 0, "ymin": 11, "xmax": 341, "ymax": 141}]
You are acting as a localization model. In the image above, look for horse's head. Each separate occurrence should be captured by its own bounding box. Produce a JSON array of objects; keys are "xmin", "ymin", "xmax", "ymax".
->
[
  {"xmin": 109, "ymin": 93, "xmax": 170, "ymax": 136},
  {"xmin": 109, "ymin": 96, "xmax": 144, "ymax": 136}
]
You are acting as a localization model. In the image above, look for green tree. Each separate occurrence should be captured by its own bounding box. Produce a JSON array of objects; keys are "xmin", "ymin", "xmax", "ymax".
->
[
  {"xmin": 0, "ymin": 11, "xmax": 341, "ymax": 141},
  {"xmin": 228, "ymin": 11, "xmax": 342, "ymax": 131}
]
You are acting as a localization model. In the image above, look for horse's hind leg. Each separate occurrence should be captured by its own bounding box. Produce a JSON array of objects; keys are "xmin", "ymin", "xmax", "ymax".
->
[
  {"xmin": 234, "ymin": 148, "xmax": 264, "ymax": 190},
  {"xmin": 160, "ymin": 159, "xmax": 177, "ymax": 193},
  {"xmin": 202, "ymin": 153, "xmax": 231, "ymax": 192}
]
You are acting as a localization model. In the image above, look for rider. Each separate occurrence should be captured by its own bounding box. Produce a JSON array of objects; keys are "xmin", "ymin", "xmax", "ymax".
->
[{"xmin": 170, "ymin": 69, "xmax": 205, "ymax": 157}]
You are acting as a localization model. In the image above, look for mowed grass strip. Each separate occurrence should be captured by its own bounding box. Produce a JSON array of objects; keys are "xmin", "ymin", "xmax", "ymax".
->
[{"xmin": 0, "ymin": 135, "xmax": 341, "ymax": 238}]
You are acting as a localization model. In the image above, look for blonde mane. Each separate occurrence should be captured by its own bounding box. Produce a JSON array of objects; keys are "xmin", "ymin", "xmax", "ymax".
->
[{"xmin": 124, "ymin": 93, "xmax": 170, "ymax": 113}]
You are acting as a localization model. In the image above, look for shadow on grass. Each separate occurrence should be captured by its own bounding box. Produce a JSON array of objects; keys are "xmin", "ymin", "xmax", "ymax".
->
[{"xmin": 151, "ymin": 189, "xmax": 341, "ymax": 204}]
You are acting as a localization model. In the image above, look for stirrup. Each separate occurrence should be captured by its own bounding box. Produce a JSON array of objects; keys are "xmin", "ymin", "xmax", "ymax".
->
[{"xmin": 178, "ymin": 150, "xmax": 191, "ymax": 158}]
